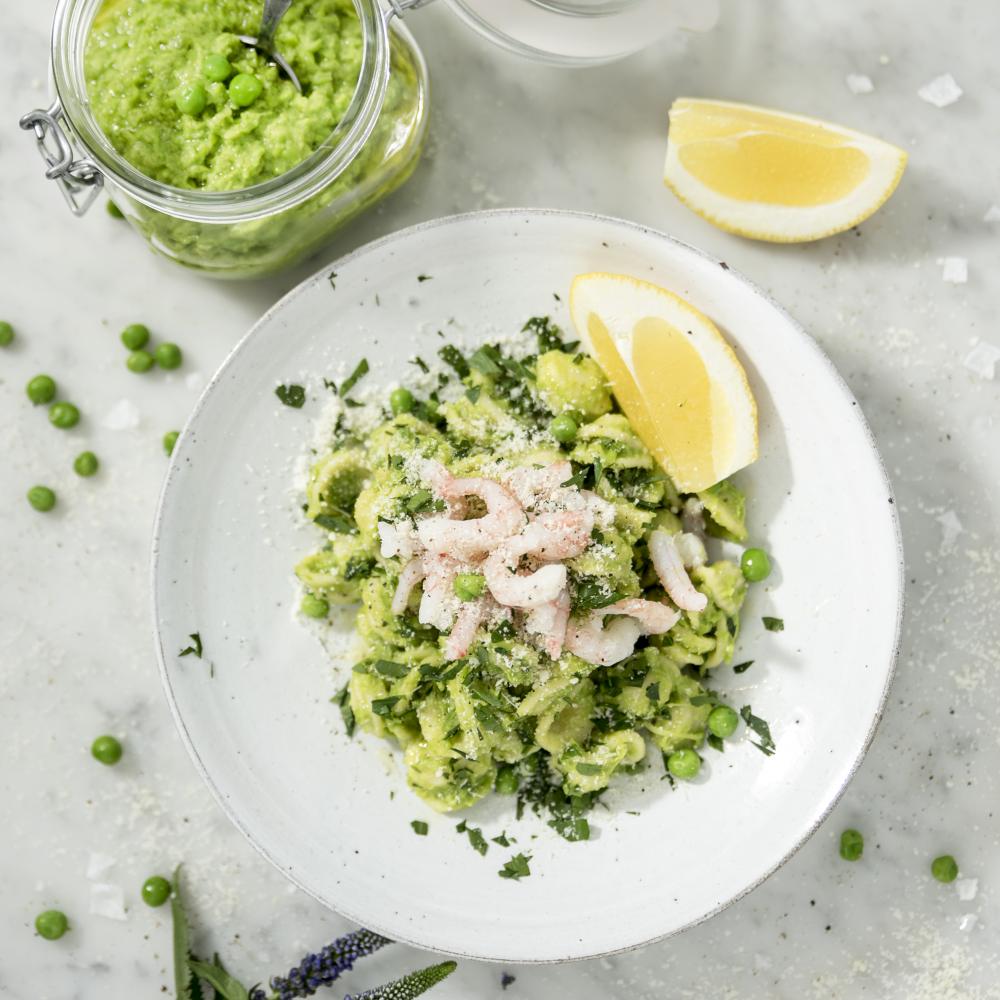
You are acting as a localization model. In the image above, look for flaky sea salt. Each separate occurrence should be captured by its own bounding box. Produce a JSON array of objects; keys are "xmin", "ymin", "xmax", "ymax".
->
[
  {"xmin": 86, "ymin": 852, "xmax": 116, "ymax": 881},
  {"xmin": 955, "ymin": 877, "xmax": 979, "ymax": 901},
  {"xmin": 941, "ymin": 257, "xmax": 968, "ymax": 283},
  {"xmin": 101, "ymin": 398, "xmax": 140, "ymax": 430},
  {"xmin": 963, "ymin": 341, "xmax": 1000, "ymax": 379},
  {"xmin": 90, "ymin": 882, "xmax": 127, "ymax": 920},
  {"xmin": 846, "ymin": 74, "xmax": 874, "ymax": 95},
  {"xmin": 918, "ymin": 73, "xmax": 963, "ymax": 108}
]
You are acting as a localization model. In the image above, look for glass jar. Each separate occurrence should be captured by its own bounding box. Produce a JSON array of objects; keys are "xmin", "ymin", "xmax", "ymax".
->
[{"xmin": 21, "ymin": 0, "xmax": 429, "ymax": 279}]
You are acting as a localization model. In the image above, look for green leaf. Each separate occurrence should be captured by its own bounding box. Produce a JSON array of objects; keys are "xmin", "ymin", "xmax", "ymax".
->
[
  {"xmin": 732, "ymin": 660, "xmax": 754, "ymax": 674},
  {"xmin": 740, "ymin": 705, "xmax": 776, "ymax": 756},
  {"xmin": 373, "ymin": 660, "xmax": 410, "ymax": 679},
  {"xmin": 465, "ymin": 385, "xmax": 481, "ymax": 404},
  {"xmin": 411, "ymin": 820, "xmax": 429, "ymax": 836},
  {"xmin": 372, "ymin": 696, "xmax": 402, "ymax": 717},
  {"xmin": 762, "ymin": 616, "xmax": 784, "ymax": 632},
  {"xmin": 455, "ymin": 820, "xmax": 488, "ymax": 855},
  {"xmin": 468, "ymin": 345, "xmax": 504, "ymax": 378},
  {"xmin": 349, "ymin": 961, "xmax": 457, "ymax": 1000},
  {"xmin": 410, "ymin": 356, "xmax": 430, "ymax": 374},
  {"xmin": 498, "ymin": 853, "xmax": 532, "ymax": 880},
  {"xmin": 189, "ymin": 955, "xmax": 250, "ymax": 1000},
  {"xmin": 336, "ymin": 684, "xmax": 356, "ymax": 737},
  {"xmin": 313, "ymin": 509, "xmax": 357, "ymax": 534},
  {"xmin": 492, "ymin": 831, "xmax": 511, "ymax": 847},
  {"xmin": 575, "ymin": 762, "xmax": 602, "ymax": 775},
  {"xmin": 171, "ymin": 866, "xmax": 193, "ymax": 1000},
  {"xmin": 178, "ymin": 633, "xmax": 203, "ymax": 658},
  {"xmin": 275, "ymin": 384, "xmax": 306, "ymax": 408},
  {"xmin": 340, "ymin": 358, "xmax": 370, "ymax": 397},
  {"xmin": 437, "ymin": 345, "xmax": 470, "ymax": 379}
]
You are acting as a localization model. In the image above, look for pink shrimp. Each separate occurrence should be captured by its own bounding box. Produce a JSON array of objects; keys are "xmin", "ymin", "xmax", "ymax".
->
[
  {"xmin": 501, "ymin": 461, "xmax": 573, "ymax": 509},
  {"xmin": 416, "ymin": 467, "xmax": 526, "ymax": 561},
  {"xmin": 520, "ymin": 508, "xmax": 594, "ymax": 560},
  {"xmin": 391, "ymin": 557, "xmax": 426, "ymax": 615},
  {"xmin": 648, "ymin": 529, "xmax": 708, "ymax": 612},
  {"xmin": 525, "ymin": 587, "xmax": 571, "ymax": 660},
  {"xmin": 483, "ymin": 537, "xmax": 567, "ymax": 609},
  {"xmin": 378, "ymin": 519, "xmax": 422, "ymax": 560},
  {"xmin": 417, "ymin": 553, "xmax": 462, "ymax": 631},
  {"xmin": 564, "ymin": 613, "xmax": 644, "ymax": 667},
  {"xmin": 443, "ymin": 597, "xmax": 488, "ymax": 661},
  {"xmin": 602, "ymin": 598, "xmax": 680, "ymax": 635}
]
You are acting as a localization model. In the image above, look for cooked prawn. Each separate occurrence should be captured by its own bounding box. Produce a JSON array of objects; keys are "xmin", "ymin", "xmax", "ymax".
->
[
  {"xmin": 648, "ymin": 529, "xmax": 708, "ymax": 612},
  {"xmin": 564, "ymin": 613, "xmax": 644, "ymax": 667},
  {"xmin": 418, "ymin": 552, "xmax": 462, "ymax": 631},
  {"xmin": 524, "ymin": 587, "xmax": 571, "ymax": 660},
  {"xmin": 483, "ymin": 536, "xmax": 568, "ymax": 609},
  {"xmin": 520, "ymin": 509, "xmax": 594, "ymax": 561},
  {"xmin": 378, "ymin": 519, "xmax": 421, "ymax": 560},
  {"xmin": 391, "ymin": 557, "xmax": 425, "ymax": 615},
  {"xmin": 444, "ymin": 596, "xmax": 487, "ymax": 660},
  {"xmin": 501, "ymin": 461, "xmax": 573, "ymax": 509},
  {"xmin": 602, "ymin": 598, "xmax": 680, "ymax": 634}
]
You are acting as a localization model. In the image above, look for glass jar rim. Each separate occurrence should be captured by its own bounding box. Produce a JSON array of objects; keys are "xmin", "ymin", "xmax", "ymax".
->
[{"xmin": 51, "ymin": 0, "xmax": 393, "ymax": 224}]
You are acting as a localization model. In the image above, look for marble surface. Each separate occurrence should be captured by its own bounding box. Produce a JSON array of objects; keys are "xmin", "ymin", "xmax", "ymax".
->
[{"xmin": 2, "ymin": 1, "xmax": 1000, "ymax": 997}]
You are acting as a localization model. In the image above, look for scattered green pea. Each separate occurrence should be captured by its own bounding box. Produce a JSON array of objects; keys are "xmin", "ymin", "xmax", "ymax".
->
[
  {"xmin": 26, "ymin": 374, "xmax": 56, "ymax": 405},
  {"xmin": 141, "ymin": 875, "xmax": 172, "ymax": 908},
  {"xmin": 495, "ymin": 766, "xmax": 519, "ymax": 795},
  {"xmin": 91, "ymin": 734, "xmax": 123, "ymax": 766},
  {"xmin": 73, "ymin": 451, "xmax": 99, "ymax": 477},
  {"xmin": 154, "ymin": 342, "xmax": 182, "ymax": 370},
  {"xmin": 163, "ymin": 430, "xmax": 180, "ymax": 456},
  {"xmin": 120, "ymin": 323, "xmax": 150, "ymax": 351},
  {"xmin": 34, "ymin": 910, "xmax": 69, "ymax": 941},
  {"xmin": 839, "ymin": 828, "xmax": 864, "ymax": 861},
  {"xmin": 126, "ymin": 350, "xmax": 155, "ymax": 373},
  {"xmin": 931, "ymin": 854, "xmax": 958, "ymax": 883},
  {"xmin": 27, "ymin": 486, "xmax": 56, "ymax": 512},
  {"xmin": 175, "ymin": 82, "xmax": 207, "ymax": 116},
  {"xmin": 301, "ymin": 593, "xmax": 329, "ymax": 619},
  {"xmin": 49, "ymin": 401, "xmax": 80, "ymax": 429},
  {"xmin": 106, "ymin": 199, "xmax": 124, "ymax": 219},
  {"xmin": 229, "ymin": 73, "xmax": 262, "ymax": 107},
  {"xmin": 203, "ymin": 53, "xmax": 232, "ymax": 82},
  {"xmin": 390, "ymin": 387, "xmax": 414, "ymax": 415},
  {"xmin": 741, "ymin": 547, "xmax": 772, "ymax": 582},
  {"xmin": 549, "ymin": 413, "xmax": 578, "ymax": 444},
  {"xmin": 707, "ymin": 705, "xmax": 739, "ymax": 739},
  {"xmin": 453, "ymin": 573, "xmax": 486, "ymax": 602},
  {"xmin": 0, "ymin": 320, "xmax": 14, "ymax": 346},
  {"xmin": 666, "ymin": 748, "xmax": 701, "ymax": 780}
]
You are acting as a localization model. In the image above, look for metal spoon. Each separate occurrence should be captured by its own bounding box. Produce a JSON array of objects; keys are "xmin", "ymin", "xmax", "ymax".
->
[{"xmin": 238, "ymin": 0, "xmax": 303, "ymax": 93}]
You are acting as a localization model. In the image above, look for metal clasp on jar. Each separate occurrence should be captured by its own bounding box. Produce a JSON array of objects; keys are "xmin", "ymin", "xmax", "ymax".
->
[{"xmin": 19, "ymin": 100, "xmax": 103, "ymax": 217}]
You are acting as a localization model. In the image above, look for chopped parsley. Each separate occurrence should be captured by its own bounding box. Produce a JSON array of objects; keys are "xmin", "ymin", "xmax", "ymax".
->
[
  {"xmin": 411, "ymin": 820, "xmax": 429, "ymax": 836},
  {"xmin": 762, "ymin": 616, "xmax": 784, "ymax": 632},
  {"xmin": 498, "ymin": 853, "xmax": 532, "ymax": 880},
  {"xmin": 438, "ymin": 344, "xmax": 470, "ymax": 378},
  {"xmin": 575, "ymin": 762, "xmax": 602, "ymax": 775},
  {"xmin": 343, "ymin": 557, "xmax": 375, "ymax": 581},
  {"xmin": 740, "ymin": 705, "xmax": 776, "ymax": 756},
  {"xmin": 456, "ymin": 820, "xmax": 489, "ymax": 856},
  {"xmin": 335, "ymin": 684, "xmax": 355, "ymax": 737},
  {"xmin": 372, "ymin": 660, "xmax": 410, "ymax": 679},
  {"xmin": 465, "ymin": 385, "xmax": 482, "ymax": 404},
  {"xmin": 733, "ymin": 660, "xmax": 754, "ymax": 674},
  {"xmin": 339, "ymin": 358, "xmax": 369, "ymax": 398},
  {"xmin": 313, "ymin": 509, "xmax": 357, "ymax": 534},
  {"xmin": 178, "ymin": 632, "xmax": 203, "ymax": 658},
  {"xmin": 409, "ymin": 356, "xmax": 430, "ymax": 374},
  {"xmin": 371, "ymin": 695, "xmax": 401, "ymax": 717},
  {"xmin": 275, "ymin": 384, "xmax": 306, "ymax": 408},
  {"xmin": 417, "ymin": 274, "xmax": 432, "ymax": 282},
  {"xmin": 405, "ymin": 489, "xmax": 446, "ymax": 514},
  {"xmin": 492, "ymin": 831, "xmax": 511, "ymax": 847}
]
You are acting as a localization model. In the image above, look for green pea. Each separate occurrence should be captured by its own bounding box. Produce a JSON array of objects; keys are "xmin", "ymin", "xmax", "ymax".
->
[
  {"xmin": 549, "ymin": 413, "xmax": 578, "ymax": 444},
  {"xmin": 707, "ymin": 705, "xmax": 739, "ymax": 739},
  {"xmin": 73, "ymin": 451, "xmax": 99, "ymax": 477},
  {"xmin": 301, "ymin": 593, "xmax": 329, "ymax": 619},
  {"xmin": 666, "ymin": 748, "xmax": 701, "ymax": 780},
  {"xmin": 106, "ymin": 199, "xmax": 124, "ymax": 219},
  {"xmin": 229, "ymin": 73, "xmax": 262, "ymax": 107},
  {"xmin": 390, "ymin": 387, "xmax": 414, "ymax": 415},
  {"xmin": 126, "ymin": 350, "xmax": 155, "ymax": 373},
  {"xmin": 931, "ymin": 854, "xmax": 958, "ymax": 883},
  {"xmin": 495, "ymin": 766, "xmax": 520, "ymax": 795},
  {"xmin": 175, "ymin": 82, "xmax": 207, "ymax": 116},
  {"xmin": 453, "ymin": 573, "xmax": 486, "ymax": 602},
  {"xmin": 203, "ymin": 53, "xmax": 232, "ymax": 82},
  {"xmin": 741, "ymin": 547, "xmax": 772, "ymax": 582},
  {"xmin": 26, "ymin": 374, "xmax": 56, "ymax": 405},
  {"xmin": 0, "ymin": 320, "xmax": 14, "ymax": 346},
  {"xmin": 141, "ymin": 875, "xmax": 172, "ymax": 907},
  {"xmin": 49, "ymin": 402, "xmax": 80, "ymax": 429},
  {"xmin": 120, "ymin": 323, "xmax": 150, "ymax": 351},
  {"xmin": 91, "ymin": 734, "xmax": 123, "ymax": 766},
  {"xmin": 163, "ymin": 430, "xmax": 180, "ymax": 456},
  {"xmin": 27, "ymin": 486, "xmax": 56, "ymax": 512},
  {"xmin": 154, "ymin": 342, "xmax": 182, "ymax": 370},
  {"xmin": 839, "ymin": 828, "xmax": 864, "ymax": 861},
  {"xmin": 35, "ymin": 910, "xmax": 69, "ymax": 940}
]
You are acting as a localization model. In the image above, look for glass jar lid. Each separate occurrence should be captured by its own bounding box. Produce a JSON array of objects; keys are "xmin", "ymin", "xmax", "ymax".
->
[{"xmin": 444, "ymin": 0, "xmax": 720, "ymax": 66}]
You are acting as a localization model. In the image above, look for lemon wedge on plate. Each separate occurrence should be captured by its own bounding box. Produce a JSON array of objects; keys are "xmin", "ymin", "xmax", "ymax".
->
[
  {"xmin": 570, "ymin": 272, "xmax": 757, "ymax": 493},
  {"xmin": 663, "ymin": 97, "xmax": 908, "ymax": 242}
]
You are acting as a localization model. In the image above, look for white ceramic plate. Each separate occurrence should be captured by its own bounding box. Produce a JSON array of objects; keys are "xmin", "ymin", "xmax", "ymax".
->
[{"xmin": 152, "ymin": 209, "xmax": 903, "ymax": 963}]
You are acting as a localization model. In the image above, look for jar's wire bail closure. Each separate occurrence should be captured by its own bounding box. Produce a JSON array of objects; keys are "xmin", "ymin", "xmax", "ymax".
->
[{"xmin": 19, "ymin": 100, "xmax": 103, "ymax": 217}]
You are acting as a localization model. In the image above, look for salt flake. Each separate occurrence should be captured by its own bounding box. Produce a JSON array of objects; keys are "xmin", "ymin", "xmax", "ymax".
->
[
  {"xmin": 86, "ymin": 852, "xmax": 117, "ymax": 881},
  {"xmin": 963, "ymin": 341, "xmax": 1000, "ymax": 379},
  {"xmin": 101, "ymin": 398, "xmax": 141, "ymax": 430},
  {"xmin": 940, "ymin": 257, "xmax": 968, "ymax": 283},
  {"xmin": 955, "ymin": 877, "xmax": 979, "ymax": 901},
  {"xmin": 918, "ymin": 74, "xmax": 963, "ymax": 108},
  {"xmin": 90, "ymin": 882, "xmax": 127, "ymax": 921},
  {"xmin": 846, "ymin": 74, "xmax": 874, "ymax": 95}
]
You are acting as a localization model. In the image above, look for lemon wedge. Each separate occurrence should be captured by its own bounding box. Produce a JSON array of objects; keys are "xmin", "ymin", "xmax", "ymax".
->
[
  {"xmin": 663, "ymin": 98, "xmax": 908, "ymax": 242},
  {"xmin": 569, "ymin": 272, "xmax": 757, "ymax": 492}
]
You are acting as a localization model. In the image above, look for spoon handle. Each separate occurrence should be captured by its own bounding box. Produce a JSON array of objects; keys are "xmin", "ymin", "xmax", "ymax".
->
[{"xmin": 258, "ymin": 0, "xmax": 294, "ymax": 50}]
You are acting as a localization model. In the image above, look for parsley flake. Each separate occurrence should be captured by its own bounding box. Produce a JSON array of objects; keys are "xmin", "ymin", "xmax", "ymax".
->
[
  {"xmin": 178, "ymin": 633, "xmax": 203, "ymax": 658},
  {"xmin": 275, "ymin": 384, "xmax": 306, "ymax": 408},
  {"xmin": 417, "ymin": 274, "xmax": 432, "ymax": 282},
  {"xmin": 339, "ymin": 358, "xmax": 369, "ymax": 398},
  {"xmin": 498, "ymin": 853, "xmax": 532, "ymax": 880},
  {"xmin": 740, "ymin": 705, "xmax": 776, "ymax": 755},
  {"xmin": 762, "ymin": 616, "xmax": 784, "ymax": 632},
  {"xmin": 455, "ymin": 820, "xmax": 488, "ymax": 855},
  {"xmin": 733, "ymin": 660, "xmax": 754, "ymax": 674},
  {"xmin": 411, "ymin": 820, "xmax": 429, "ymax": 836},
  {"xmin": 371, "ymin": 696, "xmax": 401, "ymax": 717}
]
